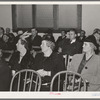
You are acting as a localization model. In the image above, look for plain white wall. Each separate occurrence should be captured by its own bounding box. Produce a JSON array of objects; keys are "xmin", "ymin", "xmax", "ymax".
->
[
  {"xmin": 82, "ymin": 5, "xmax": 100, "ymax": 36},
  {"xmin": 0, "ymin": 5, "xmax": 12, "ymax": 31}
]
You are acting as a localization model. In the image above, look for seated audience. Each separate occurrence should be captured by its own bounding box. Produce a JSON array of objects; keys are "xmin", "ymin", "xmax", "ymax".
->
[
  {"xmin": 14, "ymin": 29, "xmax": 24, "ymax": 45},
  {"xmin": 76, "ymin": 30, "xmax": 86, "ymax": 43},
  {"xmin": 66, "ymin": 30, "xmax": 70, "ymax": 39},
  {"xmin": 68, "ymin": 36, "xmax": 100, "ymax": 91},
  {"xmin": 5, "ymin": 28, "xmax": 15, "ymax": 44},
  {"xmin": 0, "ymin": 49, "xmax": 12, "ymax": 91},
  {"xmin": 9, "ymin": 38, "xmax": 34, "ymax": 75},
  {"xmin": 55, "ymin": 30, "xmax": 66, "ymax": 52},
  {"xmin": 56, "ymin": 30, "xmax": 66, "ymax": 46},
  {"xmin": 42, "ymin": 29, "xmax": 55, "ymax": 43},
  {"xmin": 32, "ymin": 38, "xmax": 65, "ymax": 91},
  {"xmin": 57, "ymin": 30, "xmax": 70, "ymax": 53},
  {"xmin": 27, "ymin": 28, "xmax": 42, "ymax": 57},
  {"xmin": 1, "ymin": 34, "xmax": 16, "ymax": 61},
  {"xmin": 61, "ymin": 29, "xmax": 83, "ymax": 56}
]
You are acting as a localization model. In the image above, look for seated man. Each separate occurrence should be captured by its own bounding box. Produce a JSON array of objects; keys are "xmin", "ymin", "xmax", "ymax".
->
[
  {"xmin": 76, "ymin": 30, "xmax": 86, "ymax": 43},
  {"xmin": 55, "ymin": 30, "xmax": 66, "ymax": 51},
  {"xmin": 0, "ymin": 49, "xmax": 12, "ymax": 91},
  {"xmin": 5, "ymin": 28, "xmax": 15, "ymax": 44},
  {"xmin": 27, "ymin": 28, "xmax": 42, "ymax": 57},
  {"xmin": 68, "ymin": 36, "xmax": 100, "ymax": 91},
  {"xmin": 2, "ymin": 34, "xmax": 16, "ymax": 62},
  {"xmin": 62, "ymin": 29, "xmax": 83, "ymax": 56},
  {"xmin": 32, "ymin": 38, "xmax": 65, "ymax": 91}
]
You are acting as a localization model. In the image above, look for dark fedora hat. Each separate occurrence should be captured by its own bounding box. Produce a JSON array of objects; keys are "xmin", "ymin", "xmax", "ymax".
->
[{"xmin": 84, "ymin": 36, "xmax": 98, "ymax": 49}]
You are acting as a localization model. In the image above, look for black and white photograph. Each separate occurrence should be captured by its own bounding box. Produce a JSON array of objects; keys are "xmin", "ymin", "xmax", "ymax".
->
[{"xmin": 0, "ymin": 2, "xmax": 100, "ymax": 98}]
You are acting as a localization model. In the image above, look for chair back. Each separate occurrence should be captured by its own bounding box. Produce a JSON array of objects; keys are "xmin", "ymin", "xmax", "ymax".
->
[
  {"xmin": 50, "ymin": 71, "xmax": 87, "ymax": 91},
  {"xmin": 10, "ymin": 69, "xmax": 41, "ymax": 91},
  {"xmin": 63, "ymin": 55, "xmax": 73, "ymax": 70}
]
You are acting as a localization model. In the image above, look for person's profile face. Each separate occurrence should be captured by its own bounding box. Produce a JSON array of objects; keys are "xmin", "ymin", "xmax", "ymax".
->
[
  {"xmin": 3, "ymin": 35, "xmax": 9, "ymax": 42},
  {"xmin": 83, "ymin": 42, "xmax": 92, "ymax": 53},
  {"xmin": 96, "ymin": 33, "xmax": 100, "ymax": 40},
  {"xmin": 16, "ymin": 39, "xmax": 23, "ymax": 52},
  {"xmin": 41, "ymin": 40, "xmax": 49, "ymax": 53},
  {"xmin": 66, "ymin": 32, "xmax": 70, "ymax": 39}
]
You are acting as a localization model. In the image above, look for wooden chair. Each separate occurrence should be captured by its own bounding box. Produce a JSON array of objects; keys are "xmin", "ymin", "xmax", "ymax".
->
[
  {"xmin": 50, "ymin": 71, "xmax": 87, "ymax": 91},
  {"xmin": 10, "ymin": 69, "xmax": 41, "ymax": 91},
  {"xmin": 63, "ymin": 55, "xmax": 73, "ymax": 70}
]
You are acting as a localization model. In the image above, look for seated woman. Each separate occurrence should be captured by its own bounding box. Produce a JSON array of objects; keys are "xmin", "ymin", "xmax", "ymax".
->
[
  {"xmin": 68, "ymin": 36, "xmax": 100, "ymax": 91},
  {"xmin": 2, "ymin": 34, "xmax": 16, "ymax": 62},
  {"xmin": 32, "ymin": 38, "xmax": 65, "ymax": 91},
  {"xmin": 9, "ymin": 38, "xmax": 34, "ymax": 75},
  {"xmin": 0, "ymin": 49, "xmax": 12, "ymax": 91}
]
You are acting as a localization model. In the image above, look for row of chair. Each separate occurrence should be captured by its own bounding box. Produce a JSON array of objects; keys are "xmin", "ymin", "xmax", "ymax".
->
[{"xmin": 10, "ymin": 69, "xmax": 88, "ymax": 91}]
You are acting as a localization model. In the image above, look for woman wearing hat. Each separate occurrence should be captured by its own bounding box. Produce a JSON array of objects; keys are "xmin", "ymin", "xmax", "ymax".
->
[
  {"xmin": 9, "ymin": 38, "xmax": 34, "ymax": 75},
  {"xmin": 68, "ymin": 36, "xmax": 100, "ymax": 91},
  {"xmin": 32, "ymin": 38, "xmax": 65, "ymax": 91}
]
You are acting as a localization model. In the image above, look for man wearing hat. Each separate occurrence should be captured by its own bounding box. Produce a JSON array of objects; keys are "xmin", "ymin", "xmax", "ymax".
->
[
  {"xmin": 32, "ymin": 37, "xmax": 65, "ymax": 91},
  {"xmin": 68, "ymin": 36, "xmax": 100, "ymax": 91}
]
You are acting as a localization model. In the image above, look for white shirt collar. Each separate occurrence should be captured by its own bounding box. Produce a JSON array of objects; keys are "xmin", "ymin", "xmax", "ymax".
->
[{"xmin": 70, "ymin": 39, "xmax": 76, "ymax": 44}]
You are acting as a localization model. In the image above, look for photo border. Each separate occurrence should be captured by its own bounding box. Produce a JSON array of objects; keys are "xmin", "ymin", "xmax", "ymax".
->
[{"xmin": 0, "ymin": 0, "xmax": 100, "ymax": 99}]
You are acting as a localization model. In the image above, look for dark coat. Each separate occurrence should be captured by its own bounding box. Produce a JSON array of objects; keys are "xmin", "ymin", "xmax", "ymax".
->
[
  {"xmin": 27, "ymin": 35, "xmax": 42, "ymax": 51},
  {"xmin": 0, "ymin": 59, "xmax": 12, "ymax": 91},
  {"xmin": 76, "ymin": 36, "xmax": 86, "ymax": 43},
  {"xmin": 62, "ymin": 40, "xmax": 83, "ymax": 56},
  {"xmin": 55, "ymin": 36, "xmax": 66, "ymax": 51},
  {"xmin": 9, "ymin": 51, "xmax": 34, "ymax": 72},
  {"xmin": 32, "ymin": 52, "xmax": 65, "ymax": 83},
  {"xmin": 56, "ymin": 36, "xmax": 66, "ymax": 45}
]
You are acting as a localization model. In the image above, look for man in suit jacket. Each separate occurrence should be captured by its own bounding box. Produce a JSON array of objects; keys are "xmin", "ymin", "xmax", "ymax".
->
[
  {"xmin": 62, "ymin": 29, "xmax": 83, "ymax": 56},
  {"xmin": 68, "ymin": 36, "xmax": 100, "ymax": 91}
]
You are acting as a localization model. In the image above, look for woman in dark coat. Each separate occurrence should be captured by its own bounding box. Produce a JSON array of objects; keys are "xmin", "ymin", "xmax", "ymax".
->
[
  {"xmin": 9, "ymin": 38, "xmax": 34, "ymax": 75},
  {"xmin": 9, "ymin": 38, "xmax": 34, "ymax": 91},
  {"xmin": 32, "ymin": 38, "xmax": 65, "ymax": 91}
]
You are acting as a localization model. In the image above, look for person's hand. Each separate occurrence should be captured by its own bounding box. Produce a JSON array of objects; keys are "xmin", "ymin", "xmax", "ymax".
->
[
  {"xmin": 40, "ymin": 70, "xmax": 48, "ymax": 77},
  {"xmin": 30, "ymin": 50, "xmax": 37, "ymax": 58},
  {"xmin": 58, "ymin": 47, "xmax": 62, "ymax": 53},
  {"xmin": 37, "ymin": 69, "xmax": 51, "ymax": 77},
  {"xmin": 20, "ymin": 31, "xmax": 31, "ymax": 39},
  {"xmin": 12, "ymin": 70, "xmax": 16, "ymax": 76},
  {"xmin": 37, "ymin": 69, "xmax": 44, "ymax": 76}
]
